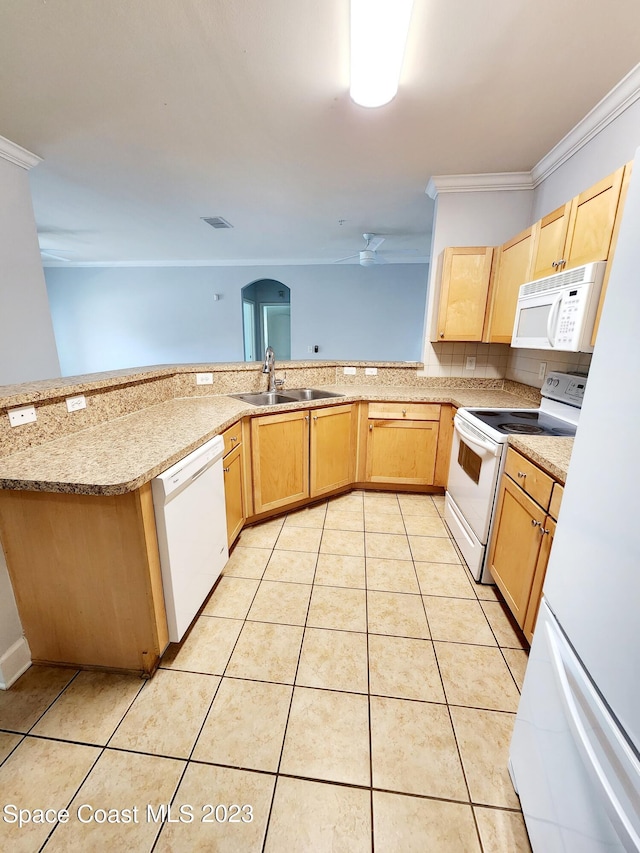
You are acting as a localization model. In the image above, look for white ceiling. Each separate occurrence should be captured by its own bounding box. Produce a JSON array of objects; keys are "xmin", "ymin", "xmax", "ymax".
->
[{"xmin": 1, "ymin": 0, "xmax": 639, "ymax": 265}]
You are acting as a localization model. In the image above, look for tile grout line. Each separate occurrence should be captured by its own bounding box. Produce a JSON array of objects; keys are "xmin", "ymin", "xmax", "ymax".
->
[{"xmin": 363, "ymin": 519, "xmax": 376, "ymax": 853}]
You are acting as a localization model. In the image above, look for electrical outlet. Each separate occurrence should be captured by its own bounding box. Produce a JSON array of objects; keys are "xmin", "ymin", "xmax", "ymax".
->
[
  {"xmin": 465, "ymin": 356, "xmax": 476, "ymax": 370},
  {"xmin": 343, "ymin": 367, "xmax": 357, "ymax": 375},
  {"xmin": 195, "ymin": 373, "xmax": 213, "ymax": 385},
  {"xmin": 66, "ymin": 395, "xmax": 86, "ymax": 413},
  {"xmin": 364, "ymin": 367, "xmax": 378, "ymax": 376},
  {"xmin": 8, "ymin": 405, "xmax": 37, "ymax": 427},
  {"xmin": 538, "ymin": 361, "xmax": 547, "ymax": 380}
]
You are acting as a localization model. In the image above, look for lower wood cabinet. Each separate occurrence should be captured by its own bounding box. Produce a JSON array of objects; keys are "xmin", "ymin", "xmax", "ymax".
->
[
  {"xmin": 365, "ymin": 402, "xmax": 442, "ymax": 486},
  {"xmin": 0, "ymin": 484, "xmax": 169, "ymax": 674},
  {"xmin": 251, "ymin": 404, "xmax": 356, "ymax": 515},
  {"xmin": 223, "ymin": 441, "xmax": 244, "ymax": 546},
  {"xmin": 488, "ymin": 448, "xmax": 563, "ymax": 643}
]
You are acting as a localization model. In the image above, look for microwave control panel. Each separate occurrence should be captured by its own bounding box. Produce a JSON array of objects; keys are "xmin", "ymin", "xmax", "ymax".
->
[{"xmin": 555, "ymin": 289, "xmax": 585, "ymax": 346}]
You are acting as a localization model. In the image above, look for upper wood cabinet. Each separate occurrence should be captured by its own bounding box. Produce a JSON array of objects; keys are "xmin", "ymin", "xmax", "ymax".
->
[
  {"xmin": 487, "ymin": 226, "xmax": 535, "ymax": 343},
  {"xmin": 433, "ymin": 247, "xmax": 494, "ymax": 341},
  {"xmin": 531, "ymin": 165, "xmax": 626, "ymax": 279}
]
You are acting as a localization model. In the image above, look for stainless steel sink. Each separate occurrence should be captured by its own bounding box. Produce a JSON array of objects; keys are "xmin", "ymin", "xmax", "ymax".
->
[
  {"xmin": 231, "ymin": 391, "xmax": 298, "ymax": 406},
  {"xmin": 280, "ymin": 388, "xmax": 344, "ymax": 401},
  {"xmin": 232, "ymin": 388, "xmax": 344, "ymax": 406}
]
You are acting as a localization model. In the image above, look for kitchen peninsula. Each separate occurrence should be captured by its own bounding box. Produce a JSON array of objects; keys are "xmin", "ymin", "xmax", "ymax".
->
[{"xmin": 0, "ymin": 360, "xmax": 570, "ymax": 679}]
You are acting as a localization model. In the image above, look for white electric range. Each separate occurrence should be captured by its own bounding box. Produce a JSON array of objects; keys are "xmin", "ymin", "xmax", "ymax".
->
[{"xmin": 445, "ymin": 371, "xmax": 586, "ymax": 583}]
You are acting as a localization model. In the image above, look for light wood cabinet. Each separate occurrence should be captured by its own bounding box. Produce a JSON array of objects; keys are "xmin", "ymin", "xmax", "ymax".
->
[
  {"xmin": 488, "ymin": 448, "xmax": 563, "ymax": 643},
  {"xmin": 309, "ymin": 404, "xmax": 355, "ymax": 497},
  {"xmin": 365, "ymin": 403, "xmax": 440, "ymax": 485},
  {"xmin": 251, "ymin": 410, "xmax": 310, "ymax": 514},
  {"xmin": 531, "ymin": 166, "xmax": 625, "ymax": 279},
  {"xmin": 223, "ymin": 442, "xmax": 244, "ymax": 545},
  {"xmin": 433, "ymin": 247, "xmax": 494, "ymax": 341},
  {"xmin": 487, "ymin": 226, "xmax": 535, "ymax": 343},
  {"xmin": 251, "ymin": 404, "xmax": 356, "ymax": 514},
  {"xmin": 0, "ymin": 484, "xmax": 169, "ymax": 675}
]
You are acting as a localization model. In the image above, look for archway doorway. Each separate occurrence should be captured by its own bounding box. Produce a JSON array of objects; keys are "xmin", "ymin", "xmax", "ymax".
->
[{"xmin": 241, "ymin": 280, "xmax": 291, "ymax": 361}]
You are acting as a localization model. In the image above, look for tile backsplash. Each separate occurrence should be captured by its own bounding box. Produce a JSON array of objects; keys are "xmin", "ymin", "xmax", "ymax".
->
[{"xmin": 423, "ymin": 342, "xmax": 591, "ymax": 389}]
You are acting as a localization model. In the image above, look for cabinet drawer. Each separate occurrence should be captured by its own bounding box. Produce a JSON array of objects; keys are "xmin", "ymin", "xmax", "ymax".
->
[
  {"xmin": 505, "ymin": 448, "xmax": 554, "ymax": 509},
  {"xmin": 222, "ymin": 421, "xmax": 242, "ymax": 456},
  {"xmin": 549, "ymin": 482, "xmax": 564, "ymax": 520},
  {"xmin": 367, "ymin": 402, "xmax": 440, "ymax": 421}
]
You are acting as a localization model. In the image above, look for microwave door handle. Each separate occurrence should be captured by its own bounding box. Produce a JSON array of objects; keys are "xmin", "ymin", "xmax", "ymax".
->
[{"xmin": 546, "ymin": 293, "xmax": 563, "ymax": 347}]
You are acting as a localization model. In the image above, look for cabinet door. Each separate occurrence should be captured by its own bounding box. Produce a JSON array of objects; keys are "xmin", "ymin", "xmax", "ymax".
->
[
  {"xmin": 488, "ymin": 475, "xmax": 545, "ymax": 629},
  {"xmin": 310, "ymin": 404, "xmax": 355, "ymax": 497},
  {"xmin": 366, "ymin": 420, "xmax": 439, "ymax": 485},
  {"xmin": 530, "ymin": 202, "xmax": 572, "ymax": 280},
  {"xmin": 223, "ymin": 443, "xmax": 244, "ymax": 546},
  {"xmin": 434, "ymin": 405, "xmax": 455, "ymax": 487},
  {"xmin": 591, "ymin": 161, "xmax": 632, "ymax": 345},
  {"xmin": 434, "ymin": 247, "xmax": 494, "ymax": 341},
  {"xmin": 487, "ymin": 227, "xmax": 534, "ymax": 343},
  {"xmin": 564, "ymin": 165, "xmax": 625, "ymax": 270},
  {"xmin": 251, "ymin": 411, "xmax": 309, "ymax": 514},
  {"xmin": 522, "ymin": 516, "xmax": 555, "ymax": 643}
]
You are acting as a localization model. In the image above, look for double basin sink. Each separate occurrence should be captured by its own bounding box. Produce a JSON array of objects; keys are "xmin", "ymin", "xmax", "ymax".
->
[{"xmin": 232, "ymin": 388, "xmax": 344, "ymax": 406}]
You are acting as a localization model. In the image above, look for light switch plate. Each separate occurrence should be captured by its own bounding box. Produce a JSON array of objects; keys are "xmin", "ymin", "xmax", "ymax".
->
[
  {"xmin": 66, "ymin": 395, "xmax": 86, "ymax": 412},
  {"xmin": 538, "ymin": 361, "xmax": 547, "ymax": 379},
  {"xmin": 196, "ymin": 373, "xmax": 214, "ymax": 385},
  {"xmin": 465, "ymin": 356, "xmax": 476, "ymax": 370},
  {"xmin": 8, "ymin": 405, "xmax": 37, "ymax": 427},
  {"xmin": 343, "ymin": 367, "xmax": 357, "ymax": 375},
  {"xmin": 364, "ymin": 367, "xmax": 378, "ymax": 376}
]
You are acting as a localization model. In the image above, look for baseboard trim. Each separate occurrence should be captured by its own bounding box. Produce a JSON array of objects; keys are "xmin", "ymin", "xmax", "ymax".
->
[{"xmin": 0, "ymin": 636, "xmax": 31, "ymax": 689}]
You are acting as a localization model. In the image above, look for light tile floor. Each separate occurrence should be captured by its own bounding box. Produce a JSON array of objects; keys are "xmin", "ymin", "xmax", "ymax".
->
[{"xmin": 0, "ymin": 491, "xmax": 532, "ymax": 852}]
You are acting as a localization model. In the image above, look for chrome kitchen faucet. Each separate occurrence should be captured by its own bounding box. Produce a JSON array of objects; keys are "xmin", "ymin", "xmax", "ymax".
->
[{"xmin": 262, "ymin": 346, "xmax": 284, "ymax": 392}]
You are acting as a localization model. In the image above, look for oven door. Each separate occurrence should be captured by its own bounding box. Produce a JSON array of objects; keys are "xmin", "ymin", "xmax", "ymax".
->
[{"xmin": 447, "ymin": 413, "xmax": 503, "ymax": 544}]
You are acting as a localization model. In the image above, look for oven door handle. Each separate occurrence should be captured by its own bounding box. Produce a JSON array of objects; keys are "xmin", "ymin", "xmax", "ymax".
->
[
  {"xmin": 546, "ymin": 293, "xmax": 563, "ymax": 347},
  {"xmin": 454, "ymin": 416, "xmax": 500, "ymax": 457}
]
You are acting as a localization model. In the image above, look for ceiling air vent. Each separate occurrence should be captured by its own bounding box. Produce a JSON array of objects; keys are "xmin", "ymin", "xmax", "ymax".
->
[{"xmin": 201, "ymin": 216, "xmax": 233, "ymax": 229}]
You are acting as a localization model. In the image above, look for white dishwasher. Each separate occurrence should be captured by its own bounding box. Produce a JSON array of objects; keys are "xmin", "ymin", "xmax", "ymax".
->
[{"xmin": 151, "ymin": 435, "xmax": 228, "ymax": 642}]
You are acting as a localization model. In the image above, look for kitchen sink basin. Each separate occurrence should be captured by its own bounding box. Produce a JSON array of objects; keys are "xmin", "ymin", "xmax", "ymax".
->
[
  {"xmin": 231, "ymin": 391, "xmax": 298, "ymax": 406},
  {"xmin": 232, "ymin": 388, "xmax": 345, "ymax": 406},
  {"xmin": 280, "ymin": 388, "xmax": 344, "ymax": 401}
]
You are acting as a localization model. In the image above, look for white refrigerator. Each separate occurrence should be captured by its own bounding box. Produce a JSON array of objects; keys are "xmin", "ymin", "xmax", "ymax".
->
[{"xmin": 509, "ymin": 151, "xmax": 640, "ymax": 851}]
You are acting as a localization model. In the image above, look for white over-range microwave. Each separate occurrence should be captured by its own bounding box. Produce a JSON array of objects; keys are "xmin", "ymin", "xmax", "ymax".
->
[{"xmin": 511, "ymin": 261, "xmax": 606, "ymax": 352}]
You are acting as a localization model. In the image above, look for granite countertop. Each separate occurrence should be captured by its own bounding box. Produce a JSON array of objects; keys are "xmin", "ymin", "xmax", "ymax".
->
[
  {"xmin": 507, "ymin": 436, "xmax": 574, "ymax": 484},
  {"xmin": 0, "ymin": 384, "xmax": 544, "ymax": 496}
]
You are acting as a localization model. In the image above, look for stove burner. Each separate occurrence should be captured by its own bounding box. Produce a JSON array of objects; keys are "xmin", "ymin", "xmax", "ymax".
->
[
  {"xmin": 498, "ymin": 423, "xmax": 546, "ymax": 435},
  {"xmin": 477, "ymin": 411, "xmax": 502, "ymax": 417},
  {"xmin": 511, "ymin": 411, "xmax": 539, "ymax": 419}
]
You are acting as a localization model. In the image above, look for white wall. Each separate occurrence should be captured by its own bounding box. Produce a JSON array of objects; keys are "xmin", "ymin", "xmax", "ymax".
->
[
  {"xmin": 46, "ymin": 263, "xmax": 428, "ymax": 375},
  {"xmin": 421, "ymin": 188, "xmax": 534, "ymax": 374},
  {"xmin": 0, "ymin": 155, "xmax": 60, "ymax": 385}
]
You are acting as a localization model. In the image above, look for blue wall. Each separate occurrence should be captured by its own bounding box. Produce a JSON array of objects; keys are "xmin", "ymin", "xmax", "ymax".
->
[{"xmin": 45, "ymin": 263, "xmax": 428, "ymax": 375}]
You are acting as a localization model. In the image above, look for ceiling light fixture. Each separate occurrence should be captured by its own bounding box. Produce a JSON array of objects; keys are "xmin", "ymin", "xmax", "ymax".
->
[{"xmin": 350, "ymin": 0, "xmax": 415, "ymax": 108}]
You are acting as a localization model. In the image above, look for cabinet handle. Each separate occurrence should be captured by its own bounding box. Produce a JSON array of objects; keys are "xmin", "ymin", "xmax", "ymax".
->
[
  {"xmin": 531, "ymin": 519, "xmax": 541, "ymax": 527},
  {"xmin": 402, "ymin": 409, "xmax": 407, "ymax": 416},
  {"xmin": 439, "ymin": 332, "xmax": 444, "ymax": 338},
  {"xmin": 541, "ymin": 527, "xmax": 550, "ymax": 535},
  {"xmin": 223, "ymin": 467, "xmax": 230, "ymax": 473},
  {"xmin": 313, "ymin": 415, "xmax": 318, "ymax": 421},
  {"xmin": 517, "ymin": 471, "xmax": 527, "ymax": 478},
  {"xmin": 369, "ymin": 424, "xmax": 373, "ymax": 431},
  {"xmin": 305, "ymin": 416, "xmax": 309, "ymax": 422},
  {"xmin": 231, "ymin": 436, "xmax": 238, "ymax": 443}
]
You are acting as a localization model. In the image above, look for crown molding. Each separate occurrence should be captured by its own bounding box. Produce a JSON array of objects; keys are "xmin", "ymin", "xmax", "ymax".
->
[
  {"xmin": 425, "ymin": 172, "xmax": 533, "ymax": 199},
  {"xmin": 0, "ymin": 135, "xmax": 42, "ymax": 169},
  {"xmin": 531, "ymin": 62, "xmax": 640, "ymax": 186},
  {"xmin": 42, "ymin": 257, "xmax": 431, "ymax": 269}
]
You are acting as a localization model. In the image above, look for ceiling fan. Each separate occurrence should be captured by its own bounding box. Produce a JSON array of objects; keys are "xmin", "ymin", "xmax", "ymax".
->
[{"xmin": 334, "ymin": 233, "xmax": 390, "ymax": 267}]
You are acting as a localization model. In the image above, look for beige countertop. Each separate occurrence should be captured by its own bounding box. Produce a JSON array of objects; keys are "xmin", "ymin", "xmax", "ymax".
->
[
  {"xmin": 507, "ymin": 435, "xmax": 574, "ymax": 484},
  {"xmin": 0, "ymin": 384, "xmax": 546, "ymax": 496}
]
